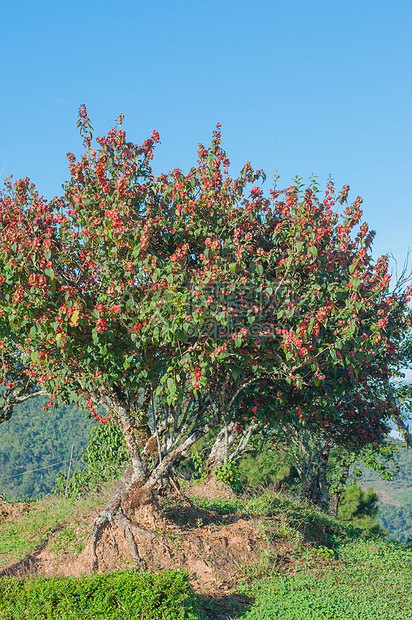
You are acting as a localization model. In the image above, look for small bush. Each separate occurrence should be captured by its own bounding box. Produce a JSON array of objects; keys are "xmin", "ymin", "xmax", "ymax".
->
[
  {"xmin": 54, "ymin": 421, "xmax": 128, "ymax": 498},
  {"xmin": 215, "ymin": 461, "xmax": 242, "ymax": 491},
  {"xmin": 238, "ymin": 449, "xmax": 299, "ymax": 492},
  {"xmin": 0, "ymin": 570, "xmax": 199, "ymax": 620}
]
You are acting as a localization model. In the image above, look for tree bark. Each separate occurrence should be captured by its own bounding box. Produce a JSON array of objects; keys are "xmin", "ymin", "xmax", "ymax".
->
[
  {"xmin": 328, "ymin": 463, "xmax": 350, "ymax": 516},
  {"xmin": 315, "ymin": 443, "xmax": 331, "ymax": 509},
  {"xmin": 206, "ymin": 422, "xmax": 237, "ymax": 470},
  {"xmin": 391, "ymin": 410, "xmax": 412, "ymax": 450},
  {"xmin": 205, "ymin": 421, "xmax": 259, "ymax": 471}
]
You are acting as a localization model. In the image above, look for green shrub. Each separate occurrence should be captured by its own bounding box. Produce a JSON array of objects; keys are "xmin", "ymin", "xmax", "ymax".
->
[
  {"xmin": 0, "ymin": 569, "xmax": 199, "ymax": 619},
  {"xmin": 54, "ymin": 421, "xmax": 128, "ymax": 498},
  {"xmin": 215, "ymin": 461, "xmax": 241, "ymax": 491},
  {"xmin": 238, "ymin": 450, "xmax": 299, "ymax": 491}
]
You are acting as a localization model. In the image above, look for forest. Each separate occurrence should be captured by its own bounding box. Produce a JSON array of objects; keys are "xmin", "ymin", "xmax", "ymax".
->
[{"xmin": 0, "ymin": 396, "xmax": 95, "ymax": 500}]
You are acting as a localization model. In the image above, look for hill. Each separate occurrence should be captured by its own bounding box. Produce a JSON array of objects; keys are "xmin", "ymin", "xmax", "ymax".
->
[
  {"xmin": 0, "ymin": 398, "xmax": 96, "ymax": 500},
  {"xmin": 3, "ymin": 396, "xmax": 412, "ymax": 544},
  {"xmin": 357, "ymin": 442, "xmax": 412, "ymax": 541}
]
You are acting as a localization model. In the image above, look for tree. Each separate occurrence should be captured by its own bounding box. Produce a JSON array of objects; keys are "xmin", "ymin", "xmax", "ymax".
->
[
  {"xmin": 337, "ymin": 484, "xmax": 381, "ymax": 532},
  {"xmin": 383, "ymin": 334, "xmax": 412, "ymax": 449},
  {"xmin": 0, "ymin": 106, "xmax": 409, "ymax": 567}
]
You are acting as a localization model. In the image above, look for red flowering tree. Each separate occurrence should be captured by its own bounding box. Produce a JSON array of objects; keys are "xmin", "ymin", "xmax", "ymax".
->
[{"xmin": 0, "ymin": 106, "xmax": 409, "ymax": 566}]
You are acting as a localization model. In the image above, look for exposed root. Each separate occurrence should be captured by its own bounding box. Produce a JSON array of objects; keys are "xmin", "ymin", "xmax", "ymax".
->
[
  {"xmin": 91, "ymin": 506, "xmax": 156, "ymax": 570},
  {"xmin": 90, "ymin": 466, "xmax": 155, "ymax": 571},
  {"xmin": 116, "ymin": 511, "xmax": 155, "ymax": 541},
  {"xmin": 123, "ymin": 519, "xmax": 141, "ymax": 565}
]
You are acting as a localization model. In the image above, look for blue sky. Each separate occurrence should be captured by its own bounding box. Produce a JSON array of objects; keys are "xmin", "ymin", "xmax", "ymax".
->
[{"xmin": 1, "ymin": 0, "xmax": 411, "ymax": 266}]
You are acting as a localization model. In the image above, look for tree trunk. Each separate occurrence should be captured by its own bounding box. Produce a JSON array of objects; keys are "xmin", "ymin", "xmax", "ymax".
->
[
  {"xmin": 329, "ymin": 463, "xmax": 350, "ymax": 516},
  {"xmin": 316, "ymin": 444, "xmax": 331, "ymax": 509},
  {"xmin": 391, "ymin": 410, "xmax": 412, "ymax": 450},
  {"xmin": 206, "ymin": 422, "xmax": 237, "ymax": 470},
  {"xmin": 89, "ymin": 406, "xmax": 219, "ymax": 570},
  {"xmin": 384, "ymin": 378, "xmax": 412, "ymax": 449},
  {"xmin": 205, "ymin": 421, "xmax": 258, "ymax": 472}
]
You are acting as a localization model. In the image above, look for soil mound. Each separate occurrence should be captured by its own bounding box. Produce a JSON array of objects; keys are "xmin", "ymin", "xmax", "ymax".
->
[
  {"xmin": 188, "ymin": 474, "xmax": 237, "ymax": 501},
  {"xmin": 0, "ymin": 497, "xmax": 29, "ymax": 522},
  {"xmin": 0, "ymin": 481, "xmax": 293, "ymax": 595}
]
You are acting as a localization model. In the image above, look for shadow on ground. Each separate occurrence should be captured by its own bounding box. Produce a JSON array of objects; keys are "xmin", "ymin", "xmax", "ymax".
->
[{"xmin": 198, "ymin": 593, "xmax": 253, "ymax": 619}]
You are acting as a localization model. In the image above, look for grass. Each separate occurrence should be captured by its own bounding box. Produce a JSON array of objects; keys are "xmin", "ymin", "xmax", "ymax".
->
[
  {"xmin": 0, "ymin": 482, "xmax": 114, "ymax": 571},
  {"xmin": 189, "ymin": 487, "xmax": 356, "ymax": 543},
  {"xmin": 189, "ymin": 489, "xmax": 412, "ymax": 618}
]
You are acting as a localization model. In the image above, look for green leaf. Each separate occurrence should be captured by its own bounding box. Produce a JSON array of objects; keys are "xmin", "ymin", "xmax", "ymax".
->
[{"xmin": 167, "ymin": 377, "xmax": 176, "ymax": 394}]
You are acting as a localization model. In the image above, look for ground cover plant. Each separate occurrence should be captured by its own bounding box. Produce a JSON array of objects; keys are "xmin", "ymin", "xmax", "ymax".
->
[
  {"xmin": 240, "ymin": 536, "xmax": 412, "ymax": 619},
  {"xmin": 0, "ymin": 569, "xmax": 198, "ymax": 620},
  {"xmin": 0, "ymin": 483, "xmax": 114, "ymax": 572}
]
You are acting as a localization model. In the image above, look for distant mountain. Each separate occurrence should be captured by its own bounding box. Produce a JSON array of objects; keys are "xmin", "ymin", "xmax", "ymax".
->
[
  {"xmin": 0, "ymin": 397, "xmax": 96, "ymax": 501},
  {"xmin": 358, "ymin": 443, "xmax": 412, "ymax": 541}
]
